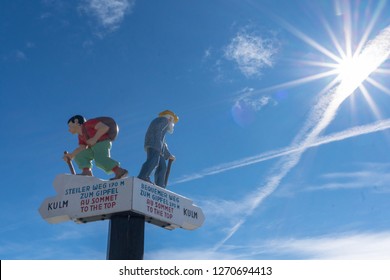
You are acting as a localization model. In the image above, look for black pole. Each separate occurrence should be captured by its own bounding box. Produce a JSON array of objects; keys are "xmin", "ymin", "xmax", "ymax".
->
[{"xmin": 107, "ymin": 211, "xmax": 145, "ymax": 260}]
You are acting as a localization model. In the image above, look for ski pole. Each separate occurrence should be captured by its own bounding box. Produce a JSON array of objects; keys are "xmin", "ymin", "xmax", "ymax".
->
[
  {"xmin": 64, "ymin": 151, "xmax": 76, "ymax": 175},
  {"xmin": 164, "ymin": 158, "xmax": 174, "ymax": 187}
]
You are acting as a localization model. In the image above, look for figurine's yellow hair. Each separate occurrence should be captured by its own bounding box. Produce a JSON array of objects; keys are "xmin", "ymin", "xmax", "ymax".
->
[{"xmin": 159, "ymin": 110, "xmax": 179, "ymax": 123}]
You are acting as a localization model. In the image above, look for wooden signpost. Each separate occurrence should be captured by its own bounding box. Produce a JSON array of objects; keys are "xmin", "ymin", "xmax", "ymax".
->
[{"xmin": 39, "ymin": 174, "xmax": 205, "ymax": 259}]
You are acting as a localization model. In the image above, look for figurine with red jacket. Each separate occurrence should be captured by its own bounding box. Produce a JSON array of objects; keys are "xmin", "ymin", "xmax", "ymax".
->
[{"xmin": 63, "ymin": 115, "xmax": 128, "ymax": 180}]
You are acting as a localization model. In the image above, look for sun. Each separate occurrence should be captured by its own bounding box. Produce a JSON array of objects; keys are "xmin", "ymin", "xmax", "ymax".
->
[
  {"xmin": 335, "ymin": 52, "xmax": 380, "ymax": 91},
  {"xmin": 335, "ymin": 55, "xmax": 359, "ymax": 82}
]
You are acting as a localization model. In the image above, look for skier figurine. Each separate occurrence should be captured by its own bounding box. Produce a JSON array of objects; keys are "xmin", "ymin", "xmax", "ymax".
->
[
  {"xmin": 138, "ymin": 110, "xmax": 179, "ymax": 188},
  {"xmin": 63, "ymin": 115, "xmax": 128, "ymax": 180}
]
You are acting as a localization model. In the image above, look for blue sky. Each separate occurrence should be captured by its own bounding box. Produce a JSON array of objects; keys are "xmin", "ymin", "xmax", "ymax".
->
[{"xmin": 1, "ymin": 0, "xmax": 390, "ymax": 260}]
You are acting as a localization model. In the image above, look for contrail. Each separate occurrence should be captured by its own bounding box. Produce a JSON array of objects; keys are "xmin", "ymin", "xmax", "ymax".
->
[
  {"xmin": 172, "ymin": 118, "xmax": 390, "ymax": 185},
  {"xmin": 212, "ymin": 24, "xmax": 390, "ymax": 250}
]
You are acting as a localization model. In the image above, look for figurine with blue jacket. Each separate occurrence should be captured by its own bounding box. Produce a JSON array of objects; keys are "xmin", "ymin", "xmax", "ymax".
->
[{"xmin": 138, "ymin": 110, "xmax": 179, "ymax": 188}]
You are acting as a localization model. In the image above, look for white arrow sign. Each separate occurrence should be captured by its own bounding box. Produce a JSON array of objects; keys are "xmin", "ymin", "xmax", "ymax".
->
[{"xmin": 39, "ymin": 174, "xmax": 205, "ymax": 230}]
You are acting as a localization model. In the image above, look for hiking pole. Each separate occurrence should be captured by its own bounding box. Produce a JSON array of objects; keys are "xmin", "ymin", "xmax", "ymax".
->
[
  {"xmin": 164, "ymin": 158, "xmax": 174, "ymax": 187},
  {"xmin": 64, "ymin": 151, "xmax": 76, "ymax": 175}
]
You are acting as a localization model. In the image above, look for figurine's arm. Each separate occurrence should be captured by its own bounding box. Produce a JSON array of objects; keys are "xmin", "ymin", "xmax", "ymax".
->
[
  {"xmin": 86, "ymin": 122, "xmax": 109, "ymax": 146},
  {"xmin": 162, "ymin": 143, "xmax": 175, "ymax": 161}
]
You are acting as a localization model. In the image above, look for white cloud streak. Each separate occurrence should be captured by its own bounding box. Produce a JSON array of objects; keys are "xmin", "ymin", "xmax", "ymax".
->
[
  {"xmin": 305, "ymin": 165, "xmax": 390, "ymax": 192},
  {"xmin": 172, "ymin": 118, "xmax": 390, "ymax": 185}
]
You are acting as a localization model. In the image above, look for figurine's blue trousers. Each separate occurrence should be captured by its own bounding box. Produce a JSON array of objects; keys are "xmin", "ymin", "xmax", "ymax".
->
[{"xmin": 138, "ymin": 148, "xmax": 167, "ymax": 188}]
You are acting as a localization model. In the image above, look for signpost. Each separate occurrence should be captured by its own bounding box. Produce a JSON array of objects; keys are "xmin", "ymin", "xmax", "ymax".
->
[{"xmin": 39, "ymin": 174, "xmax": 205, "ymax": 259}]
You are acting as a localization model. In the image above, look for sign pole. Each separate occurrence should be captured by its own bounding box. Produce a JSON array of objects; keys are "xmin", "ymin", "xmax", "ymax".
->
[
  {"xmin": 164, "ymin": 159, "xmax": 173, "ymax": 187},
  {"xmin": 106, "ymin": 211, "xmax": 145, "ymax": 260}
]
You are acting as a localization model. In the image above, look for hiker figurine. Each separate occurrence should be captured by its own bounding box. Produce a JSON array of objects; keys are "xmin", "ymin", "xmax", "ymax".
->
[
  {"xmin": 138, "ymin": 110, "xmax": 179, "ymax": 188},
  {"xmin": 63, "ymin": 115, "xmax": 128, "ymax": 180}
]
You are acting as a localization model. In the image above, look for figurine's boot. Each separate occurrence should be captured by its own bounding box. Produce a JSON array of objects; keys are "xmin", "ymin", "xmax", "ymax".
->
[
  {"xmin": 111, "ymin": 166, "xmax": 128, "ymax": 180},
  {"xmin": 144, "ymin": 177, "xmax": 153, "ymax": 184},
  {"xmin": 78, "ymin": 168, "xmax": 93, "ymax": 176}
]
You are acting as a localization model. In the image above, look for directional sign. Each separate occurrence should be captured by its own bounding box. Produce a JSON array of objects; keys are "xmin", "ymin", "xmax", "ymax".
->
[
  {"xmin": 132, "ymin": 179, "xmax": 204, "ymax": 230},
  {"xmin": 39, "ymin": 174, "xmax": 205, "ymax": 230}
]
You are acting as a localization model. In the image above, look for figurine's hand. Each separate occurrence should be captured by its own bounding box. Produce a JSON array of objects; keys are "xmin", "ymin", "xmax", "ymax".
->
[
  {"xmin": 169, "ymin": 155, "xmax": 176, "ymax": 161},
  {"xmin": 63, "ymin": 153, "xmax": 73, "ymax": 162}
]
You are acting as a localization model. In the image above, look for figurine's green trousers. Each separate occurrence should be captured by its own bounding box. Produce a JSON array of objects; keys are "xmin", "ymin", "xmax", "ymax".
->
[{"xmin": 74, "ymin": 140, "xmax": 119, "ymax": 173}]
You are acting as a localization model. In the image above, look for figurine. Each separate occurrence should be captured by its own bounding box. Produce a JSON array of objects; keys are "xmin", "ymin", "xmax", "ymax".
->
[
  {"xmin": 63, "ymin": 115, "xmax": 128, "ymax": 180},
  {"xmin": 138, "ymin": 110, "xmax": 179, "ymax": 188}
]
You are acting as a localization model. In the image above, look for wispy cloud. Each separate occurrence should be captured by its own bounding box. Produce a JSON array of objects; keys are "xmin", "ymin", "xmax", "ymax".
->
[
  {"xmin": 1, "ymin": 52, "xmax": 23, "ymax": 63},
  {"xmin": 265, "ymin": 231, "xmax": 390, "ymax": 259},
  {"xmin": 231, "ymin": 88, "xmax": 277, "ymax": 126},
  {"xmin": 224, "ymin": 30, "xmax": 279, "ymax": 77},
  {"xmin": 202, "ymin": 48, "xmax": 212, "ymax": 60},
  {"xmin": 146, "ymin": 248, "xmax": 238, "ymax": 260},
  {"xmin": 234, "ymin": 88, "xmax": 277, "ymax": 109},
  {"xmin": 80, "ymin": 0, "xmax": 135, "ymax": 33},
  {"xmin": 15, "ymin": 50, "xmax": 26, "ymax": 61},
  {"xmin": 0, "ymin": 222, "xmax": 108, "ymax": 259},
  {"xmin": 305, "ymin": 165, "xmax": 390, "ymax": 192}
]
